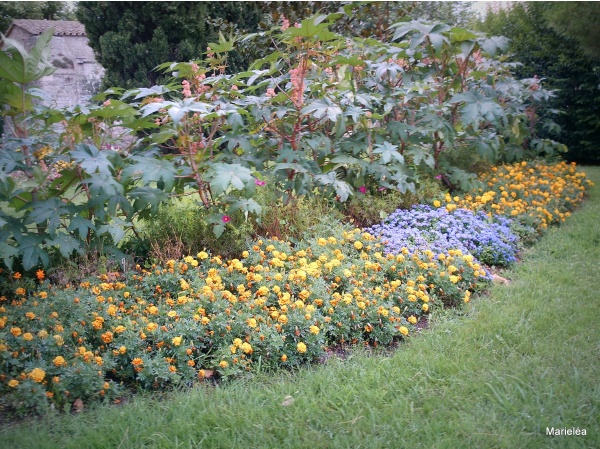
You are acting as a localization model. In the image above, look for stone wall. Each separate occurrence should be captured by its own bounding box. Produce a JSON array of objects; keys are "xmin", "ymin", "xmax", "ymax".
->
[{"xmin": 40, "ymin": 34, "xmax": 104, "ymax": 108}]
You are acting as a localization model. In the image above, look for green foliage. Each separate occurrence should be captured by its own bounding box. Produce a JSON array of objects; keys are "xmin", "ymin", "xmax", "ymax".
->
[
  {"xmin": 75, "ymin": 1, "xmax": 263, "ymax": 89},
  {"xmin": 132, "ymin": 197, "xmax": 255, "ymax": 263},
  {"xmin": 544, "ymin": 1, "xmax": 600, "ymax": 61},
  {"xmin": 480, "ymin": 2, "xmax": 600, "ymax": 164},
  {"xmin": 0, "ymin": 12, "xmax": 565, "ymax": 271}
]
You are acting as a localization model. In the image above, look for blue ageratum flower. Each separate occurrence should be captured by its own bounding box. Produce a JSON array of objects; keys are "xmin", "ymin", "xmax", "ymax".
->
[{"xmin": 367, "ymin": 205, "xmax": 520, "ymax": 267}]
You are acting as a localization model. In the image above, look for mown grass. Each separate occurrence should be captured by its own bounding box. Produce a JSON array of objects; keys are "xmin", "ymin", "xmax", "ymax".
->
[{"xmin": 1, "ymin": 167, "xmax": 599, "ymax": 449}]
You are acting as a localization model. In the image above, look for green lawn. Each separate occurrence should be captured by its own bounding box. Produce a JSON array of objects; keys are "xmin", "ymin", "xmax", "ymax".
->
[{"xmin": 1, "ymin": 167, "xmax": 599, "ymax": 449}]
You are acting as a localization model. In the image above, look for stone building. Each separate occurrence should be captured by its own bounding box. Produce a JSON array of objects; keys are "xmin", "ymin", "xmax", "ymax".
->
[{"xmin": 2, "ymin": 19, "xmax": 104, "ymax": 108}]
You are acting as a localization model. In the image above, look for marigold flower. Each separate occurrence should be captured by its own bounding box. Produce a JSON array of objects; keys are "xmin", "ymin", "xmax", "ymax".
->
[
  {"xmin": 13, "ymin": 272, "xmax": 21, "ymax": 280},
  {"xmin": 28, "ymin": 368, "xmax": 46, "ymax": 383},
  {"xmin": 219, "ymin": 360, "xmax": 229, "ymax": 368},
  {"xmin": 36, "ymin": 269, "xmax": 45, "ymax": 280},
  {"xmin": 172, "ymin": 336, "xmax": 182, "ymax": 346},
  {"xmin": 297, "ymin": 342, "xmax": 307, "ymax": 353},
  {"xmin": 8, "ymin": 379, "xmax": 19, "ymax": 388},
  {"xmin": 10, "ymin": 327, "xmax": 22, "ymax": 337},
  {"xmin": 53, "ymin": 356, "xmax": 67, "ymax": 367}
]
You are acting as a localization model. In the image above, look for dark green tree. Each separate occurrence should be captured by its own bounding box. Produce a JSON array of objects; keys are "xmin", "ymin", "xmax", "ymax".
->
[
  {"xmin": 75, "ymin": 1, "xmax": 262, "ymax": 89},
  {"xmin": 0, "ymin": 1, "xmax": 74, "ymax": 34},
  {"xmin": 544, "ymin": 1, "xmax": 600, "ymax": 61},
  {"xmin": 480, "ymin": 2, "xmax": 600, "ymax": 164}
]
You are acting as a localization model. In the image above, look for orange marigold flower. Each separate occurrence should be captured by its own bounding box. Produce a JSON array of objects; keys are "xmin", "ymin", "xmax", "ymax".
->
[{"xmin": 36, "ymin": 269, "xmax": 45, "ymax": 280}]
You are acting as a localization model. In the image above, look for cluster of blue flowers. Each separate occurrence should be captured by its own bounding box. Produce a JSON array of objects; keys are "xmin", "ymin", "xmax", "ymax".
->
[{"xmin": 367, "ymin": 205, "xmax": 520, "ymax": 267}]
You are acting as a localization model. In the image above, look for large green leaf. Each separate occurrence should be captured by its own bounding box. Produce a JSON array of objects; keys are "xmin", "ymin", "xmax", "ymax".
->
[
  {"xmin": 26, "ymin": 198, "xmax": 69, "ymax": 233},
  {"xmin": 0, "ymin": 242, "xmax": 19, "ymax": 269},
  {"xmin": 450, "ymin": 91, "xmax": 505, "ymax": 127},
  {"xmin": 373, "ymin": 142, "xmax": 404, "ymax": 165},
  {"xmin": 72, "ymin": 144, "xmax": 114, "ymax": 175},
  {"xmin": 301, "ymin": 99, "xmax": 343, "ymax": 122},
  {"xmin": 207, "ymin": 163, "xmax": 254, "ymax": 193},
  {"xmin": 48, "ymin": 233, "xmax": 82, "ymax": 258},
  {"xmin": 123, "ymin": 155, "xmax": 178, "ymax": 191},
  {"xmin": 0, "ymin": 29, "xmax": 56, "ymax": 85},
  {"xmin": 67, "ymin": 216, "xmax": 96, "ymax": 238},
  {"xmin": 15, "ymin": 234, "xmax": 49, "ymax": 270}
]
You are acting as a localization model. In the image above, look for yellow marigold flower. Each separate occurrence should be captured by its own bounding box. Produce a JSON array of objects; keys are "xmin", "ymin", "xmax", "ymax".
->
[
  {"xmin": 354, "ymin": 241, "xmax": 363, "ymax": 250},
  {"xmin": 399, "ymin": 326, "xmax": 409, "ymax": 336},
  {"xmin": 201, "ymin": 316, "xmax": 210, "ymax": 325},
  {"xmin": 297, "ymin": 342, "xmax": 307, "ymax": 353},
  {"xmin": 172, "ymin": 336, "xmax": 182, "ymax": 346},
  {"xmin": 197, "ymin": 251, "xmax": 209, "ymax": 260},
  {"xmin": 309, "ymin": 325, "xmax": 320, "ymax": 335},
  {"xmin": 39, "ymin": 291, "xmax": 48, "ymax": 299},
  {"xmin": 16, "ymin": 288, "xmax": 26, "ymax": 296},
  {"xmin": 317, "ymin": 238, "xmax": 327, "ymax": 246},
  {"xmin": 8, "ymin": 379, "xmax": 19, "ymax": 388},
  {"xmin": 101, "ymin": 331, "xmax": 113, "ymax": 343},
  {"xmin": 408, "ymin": 316, "xmax": 417, "ymax": 325},
  {"xmin": 433, "ymin": 200, "xmax": 441, "ymax": 207},
  {"xmin": 247, "ymin": 318, "xmax": 257, "ymax": 328},
  {"xmin": 146, "ymin": 322, "xmax": 158, "ymax": 332},
  {"xmin": 119, "ymin": 346, "xmax": 127, "ymax": 355},
  {"xmin": 241, "ymin": 342, "xmax": 253, "ymax": 354},
  {"xmin": 422, "ymin": 303, "xmax": 429, "ymax": 312},
  {"xmin": 281, "ymin": 354, "xmax": 288, "ymax": 362},
  {"xmin": 464, "ymin": 291, "xmax": 471, "ymax": 304},
  {"xmin": 114, "ymin": 325, "xmax": 126, "ymax": 334},
  {"xmin": 28, "ymin": 368, "xmax": 46, "ymax": 383},
  {"xmin": 23, "ymin": 332, "xmax": 33, "ymax": 341},
  {"xmin": 219, "ymin": 360, "xmax": 229, "ymax": 368},
  {"xmin": 53, "ymin": 356, "xmax": 67, "ymax": 367},
  {"xmin": 278, "ymin": 314, "xmax": 288, "ymax": 324},
  {"xmin": 38, "ymin": 329, "xmax": 48, "ymax": 338},
  {"xmin": 10, "ymin": 327, "xmax": 22, "ymax": 337}
]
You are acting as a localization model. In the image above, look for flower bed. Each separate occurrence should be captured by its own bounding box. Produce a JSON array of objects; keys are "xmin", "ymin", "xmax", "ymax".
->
[
  {"xmin": 0, "ymin": 228, "xmax": 487, "ymax": 414},
  {"xmin": 445, "ymin": 161, "xmax": 593, "ymax": 237},
  {"xmin": 0, "ymin": 161, "xmax": 593, "ymax": 415},
  {"xmin": 367, "ymin": 206, "xmax": 520, "ymax": 267}
]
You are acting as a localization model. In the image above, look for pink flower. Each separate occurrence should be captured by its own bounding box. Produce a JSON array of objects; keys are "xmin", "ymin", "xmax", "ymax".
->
[
  {"xmin": 358, "ymin": 186, "xmax": 367, "ymax": 194},
  {"xmin": 281, "ymin": 16, "xmax": 290, "ymax": 31},
  {"xmin": 221, "ymin": 215, "xmax": 231, "ymax": 223},
  {"xmin": 435, "ymin": 175, "xmax": 442, "ymax": 180},
  {"xmin": 255, "ymin": 179, "xmax": 266, "ymax": 186},
  {"xmin": 266, "ymin": 88, "xmax": 276, "ymax": 97},
  {"xmin": 182, "ymin": 80, "xmax": 192, "ymax": 98}
]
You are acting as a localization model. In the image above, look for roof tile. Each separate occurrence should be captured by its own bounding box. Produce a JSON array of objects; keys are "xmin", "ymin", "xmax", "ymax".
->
[{"xmin": 11, "ymin": 19, "xmax": 86, "ymax": 36}]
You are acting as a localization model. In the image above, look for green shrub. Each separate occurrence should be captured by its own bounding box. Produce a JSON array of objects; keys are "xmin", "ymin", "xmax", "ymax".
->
[{"xmin": 129, "ymin": 197, "xmax": 254, "ymax": 263}]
